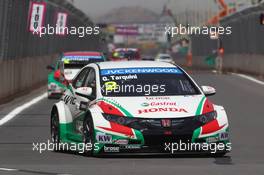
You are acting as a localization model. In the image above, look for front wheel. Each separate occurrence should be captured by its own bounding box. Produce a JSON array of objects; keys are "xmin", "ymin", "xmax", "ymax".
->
[
  {"xmin": 51, "ymin": 109, "xmax": 60, "ymax": 152},
  {"xmin": 82, "ymin": 117, "xmax": 95, "ymax": 156}
]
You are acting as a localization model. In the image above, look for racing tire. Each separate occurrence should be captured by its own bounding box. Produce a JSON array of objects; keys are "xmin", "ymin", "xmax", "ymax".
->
[
  {"xmin": 211, "ymin": 152, "xmax": 226, "ymax": 157},
  {"xmin": 51, "ymin": 109, "xmax": 60, "ymax": 152},
  {"xmin": 82, "ymin": 116, "xmax": 95, "ymax": 156},
  {"xmin": 47, "ymin": 92, "xmax": 52, "ymax": 99}
]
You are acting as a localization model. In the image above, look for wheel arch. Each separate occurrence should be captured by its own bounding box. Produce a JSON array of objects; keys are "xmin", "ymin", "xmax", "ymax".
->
[{"xmin": 51, "ymin": 101, "xmax": 73, "ymax": 124}]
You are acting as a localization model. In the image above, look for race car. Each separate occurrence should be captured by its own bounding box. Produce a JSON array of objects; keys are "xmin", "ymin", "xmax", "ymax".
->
[
  {"xmin": 110, "ymin": 48, "xmax": 141, "ymax": 61},
  {"xmin": 155, "ymin": 53, "xmax": 174, "ymax": 64},
  {"xmin": 47, "ymin": 51, "xmax": 105, "ymax": 99},
  {"xmin": 50, "ymin": 61, "xmax": 231, "ymax": 156}
]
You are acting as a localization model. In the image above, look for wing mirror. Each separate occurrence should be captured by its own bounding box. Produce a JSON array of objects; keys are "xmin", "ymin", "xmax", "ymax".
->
[
  {"xmin": 54, "ymin": 70, "xmax": 61, "ymax": 80},
  {"xmin": 75, "ymin": 87, "xmax": 93, "ymax": 99},
  {"xmin": 201, "ymin": 86, "xmax": 216, "ymax": 96}
]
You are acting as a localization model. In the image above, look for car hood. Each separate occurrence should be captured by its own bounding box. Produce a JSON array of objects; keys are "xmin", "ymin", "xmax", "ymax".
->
[{"xmin": 98, "ymin": 95, "xmax": 206, "ymax": 118}]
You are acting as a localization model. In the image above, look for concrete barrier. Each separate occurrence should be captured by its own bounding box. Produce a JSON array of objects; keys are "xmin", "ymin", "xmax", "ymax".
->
[
  {"xmin": 176, "ymin": 54, "xmax": 264, "ymax": 77},
  {"xmin": 0, "ymin": 55, "xmax": 57, "ymax": 104},
  {"xmin": 223, "ymin": 54, "xmax": 264, "ymax": 76}
]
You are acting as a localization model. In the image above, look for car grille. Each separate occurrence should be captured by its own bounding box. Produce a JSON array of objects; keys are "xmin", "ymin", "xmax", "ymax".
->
[
  {"xmin": 127, "ymin": 117, "xmax": 202, "ymax": 131},
  {"xmin": 126, "ymin": 117, "xmax": 203, "ymax": 146}
]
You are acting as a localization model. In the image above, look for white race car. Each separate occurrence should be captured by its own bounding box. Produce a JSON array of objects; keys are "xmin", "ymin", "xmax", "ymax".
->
[{"xmin": 50, "ymin": 61, "xmax": 231, "ymax": 156}]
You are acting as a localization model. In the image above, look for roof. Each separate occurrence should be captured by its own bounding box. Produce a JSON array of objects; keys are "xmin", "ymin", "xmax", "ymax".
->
[
  {"xmin": 63, "ymin": 51, "xmax": 102, "ymax": 56},
  {"xmin": 157, "ymin": 53, "xmax": 171, "ymax": 56},
  {"xmin": 115, "ymin": 48, "xmax": 139, "ymax": 52},
  {"xmin": 96, "ymin": 6, "xmax": 159, "ymax": 24},
  {"xmin": 96, "ymin": 61, "xmax": 176, "ymax": 69},
  {"xmin": 61, "ymin": 51, "xmax": 104, "ymax": 62}
]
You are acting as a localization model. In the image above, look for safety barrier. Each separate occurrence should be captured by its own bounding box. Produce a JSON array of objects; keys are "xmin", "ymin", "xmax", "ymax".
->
[
  {"xmin": 190, "ymin": 3, "xmax": 264, "ymax": 76},
  {"xmin": 0, "ymin": 0, "xmax": 102, "ymax": 103}
]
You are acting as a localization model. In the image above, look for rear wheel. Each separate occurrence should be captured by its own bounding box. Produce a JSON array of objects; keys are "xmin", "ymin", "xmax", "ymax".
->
[
  {"xmin": 51, "ymin": 109, "xmax": 60, "ymax": 151},
  {"xmin": 83, "ymin": 117, "xmax": 95, "ymax": 156}
]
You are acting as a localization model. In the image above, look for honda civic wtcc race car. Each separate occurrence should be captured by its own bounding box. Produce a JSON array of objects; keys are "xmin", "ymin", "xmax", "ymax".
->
[
  {"xmin": 50, "ymin": 61, "xmax": 231, "ymax": 156},
  {"xmin": 46, "ymin": 51, "xmax": 105, "ymax": 99},
  {"xmin": 110, "ymin": 48, "xmax": 141, "ymax": 61}
]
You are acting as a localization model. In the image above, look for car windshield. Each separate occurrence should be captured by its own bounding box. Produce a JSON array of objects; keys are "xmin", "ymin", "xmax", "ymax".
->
[
  {"xmin": 64, "ymin": 63, "xmax": 89, "ymax": 69},
  {"xmin": 100, "ymin": 67, "xmax": 201, "ymax": 97},
  {"xmin": 160, "ymin": 56, "xmax": 171, "ymax": 59},
  {"xmin": 64, "ymin": 60, "xmax": 104, "ymax": 69}
]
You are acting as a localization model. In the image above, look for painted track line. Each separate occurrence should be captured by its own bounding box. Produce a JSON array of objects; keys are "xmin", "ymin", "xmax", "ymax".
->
[
  {"xmin": 232, "ymin": 73, "xmax": 264, "ymax": 86},
  {"xmin": 0, "ymin": 167, "xmax": 71, "ymax": 175},
  {"xmin": 0, "ymin": 93, "xmax": 47, "ymax": 126},
  {"xmin": 0, "ymin": 167, "xmax": 17, "ymax": 171}
]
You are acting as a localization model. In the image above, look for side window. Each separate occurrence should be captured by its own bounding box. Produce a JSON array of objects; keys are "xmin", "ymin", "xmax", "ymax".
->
[
  {"xmin": 84, "ymin": 69, "xmax": 96, "ymax": 97},
  {"xmin": 72, "ymin": 68, "xmax": 89, "ymax": 89},
  {"xmin": 84, "ymin": 69, "xmax": 96, "ymax": 87}
]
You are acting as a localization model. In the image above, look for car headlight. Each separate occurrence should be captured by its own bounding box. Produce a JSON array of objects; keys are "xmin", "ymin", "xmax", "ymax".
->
[
  {"xmin": 196, "ymin": 111, "xmax": 217, "ymax": 124},
  {"xmin": 102, "ymin": 114, "xmax": 137, "ymax": 126}
]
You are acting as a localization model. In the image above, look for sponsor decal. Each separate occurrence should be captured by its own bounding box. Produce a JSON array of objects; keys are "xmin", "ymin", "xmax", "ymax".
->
[
  {"xmin": 101, "ymin": 67, "xmax": 182, "ymax": 76},
  {"xmin": 104, "ymin": 146, "xmax": 120, "ymax": 153},
  {"xmin": 62, "ymin": 56, "xmax": 103, "ymax": 61},
  {"xmin": 63, "ymin": 95, "xmax": 76, "ymax": 105},
  {"xmin": 206, "ymin": 136, "xmax": 219, "ymax": 143},
  {"xmin": 96, "ymin": 133, "xmax": 112, "ymax": 143},
  {"xmin": 141, "ymin": 102, "xmax": 176, "ymax": 107},
  {"xmin": 145, "ymin": 96, "xmax": 170, "ymax": 100},
  {"xmin": 122, "ymin": 144, "xmax": 141, "ymax": 149},
  {"xmin": 113, "ymin": 139, "xmax": 129, "ymax": 145},
  {"xmin": 219, "ymin": 132, "xmax": 229, "ymax": 141},
  {"xmin": 161, "ymin": 119, "xmax": 171, "ymax": 127},
  {"xmin": 141, "ymin": 102, "xmax": 150, "ymax": 107},
  {"xmin": 138, "ymin": 107, "xmax": 188, "ymax": 114},
  {"xmin": 150, "ymin": 102, "xmax": 176, "ymax": 106}
]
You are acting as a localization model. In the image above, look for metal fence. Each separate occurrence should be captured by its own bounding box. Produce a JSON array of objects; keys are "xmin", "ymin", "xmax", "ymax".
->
[
  {"xmin": 191, "ymin": 3, "xmax": 264, "ymax": 56},
  {"xmin": 0, "ymin": 0, "xmax": 103, "ymax": 103},
  {"xmin": 0, "ymin": 0, "xmax": 101, "ymax": 60}
]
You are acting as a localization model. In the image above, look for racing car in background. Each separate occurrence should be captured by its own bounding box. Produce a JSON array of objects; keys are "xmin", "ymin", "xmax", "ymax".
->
[
  {"xmin": 46, "ymin": 51, "xmax": 105, "ymax": 99},
  {"xmin": 110, "ymin": 48, "xmax": 141, "ymax": 61},
  {"xmin": 50, "ymin": 61, "xmax": 230, "ymax": 156},
  {"xmin": 155, "ymin": 53, "xmax": 174, "ymax": 64}
]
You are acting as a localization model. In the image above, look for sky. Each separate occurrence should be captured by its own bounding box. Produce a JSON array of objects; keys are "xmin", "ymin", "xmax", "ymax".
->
[
  {"xmin": 73, "ymin": 0, "xmax": 208, "ymax": 19},
  {"xmin": 73, "ymin": 0, "xmax": 245, "ymax": 20}
]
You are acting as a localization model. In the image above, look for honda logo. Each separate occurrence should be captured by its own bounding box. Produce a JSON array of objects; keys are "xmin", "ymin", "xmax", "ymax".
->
[{"xmin": 161, "ymin": 119, "xmax": 171, "ymax": 127}]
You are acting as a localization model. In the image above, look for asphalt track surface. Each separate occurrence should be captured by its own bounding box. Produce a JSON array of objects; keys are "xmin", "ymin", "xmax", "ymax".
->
[{"xmin": 0, "ymin": 72, "xmax": 264, "ymax": 175}]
